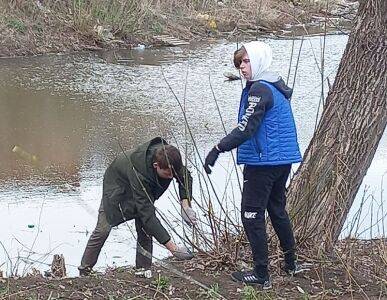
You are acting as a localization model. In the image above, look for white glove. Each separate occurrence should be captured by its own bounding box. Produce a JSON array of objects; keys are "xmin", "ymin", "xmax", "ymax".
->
[
  {"xmin": 172, "ymin": 245, "xmax": 194, "ymax": 260},
  {"xmin": 181, "ymin": 206, "xmax": 197, "ymax": 226}
]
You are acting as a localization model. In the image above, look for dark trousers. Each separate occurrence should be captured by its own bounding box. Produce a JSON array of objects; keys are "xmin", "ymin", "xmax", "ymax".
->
[
  {"xmin": 79, "ymin": 201, "xmax": 153, "ymax": 270},
  {"xmin": 241, "ymin": 164, "xmax": 296, "ymax": 277}
]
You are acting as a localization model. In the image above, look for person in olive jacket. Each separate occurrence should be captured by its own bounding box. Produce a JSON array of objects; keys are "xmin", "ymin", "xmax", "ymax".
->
[{"xmin": 79, "ymin": 137, "xmax": 197, "ymax": 276}]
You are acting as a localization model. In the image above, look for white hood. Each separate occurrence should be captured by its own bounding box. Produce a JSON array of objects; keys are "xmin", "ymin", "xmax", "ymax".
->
[{"xmin": 243, "ymin": 41, "xmax": 277, "ymax": 82}]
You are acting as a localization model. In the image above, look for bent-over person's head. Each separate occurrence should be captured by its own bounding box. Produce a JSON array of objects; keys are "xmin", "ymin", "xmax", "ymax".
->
[{"xmin": 153, "ymin": 145, "xmax": 182, "ymax": 179}]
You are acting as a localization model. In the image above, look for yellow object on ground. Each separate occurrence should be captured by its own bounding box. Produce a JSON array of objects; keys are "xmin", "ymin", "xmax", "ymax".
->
[{"xmin": 208, "ymin": 19, "xmax": 217, "ymax": 30}]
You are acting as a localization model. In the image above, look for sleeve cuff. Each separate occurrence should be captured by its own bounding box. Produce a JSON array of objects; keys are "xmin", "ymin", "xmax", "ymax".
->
[{"xmin": 162, "ymin": 238, "xmax": 171, "ymax": 245}]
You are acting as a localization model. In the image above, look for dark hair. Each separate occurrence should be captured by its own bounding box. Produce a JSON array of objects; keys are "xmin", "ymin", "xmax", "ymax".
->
[
  {"xmin": 153, "ymin": 144, "xmax": 182, "ymax": 173},
  {"xmin": 233, "ymin": 46, "xmax": 247, "ymax": 69}
]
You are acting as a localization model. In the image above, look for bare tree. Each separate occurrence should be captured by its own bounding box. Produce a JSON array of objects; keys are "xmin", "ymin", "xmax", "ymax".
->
[{"xmin": 287, "ymin": 0, "xmax": 387, "ymax": 252}]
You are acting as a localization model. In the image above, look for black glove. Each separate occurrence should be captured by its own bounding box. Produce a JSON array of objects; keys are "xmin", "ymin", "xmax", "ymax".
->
[{"xmin": 204, "ymin": 146, "xmax": 221, "ymax": 174}]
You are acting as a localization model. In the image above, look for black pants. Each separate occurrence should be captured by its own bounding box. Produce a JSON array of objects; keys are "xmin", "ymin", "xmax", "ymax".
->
[
  {"xmin": 79, "ymin": 201, "xmax": 153, "ymax": 271},
  {"xmin": 241, "ymin": 164, "xmax": 296, "ymax": 277}
]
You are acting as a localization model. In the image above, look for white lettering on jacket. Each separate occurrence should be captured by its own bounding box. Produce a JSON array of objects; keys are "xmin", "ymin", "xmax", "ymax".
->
[
  {"xmin": 238, "ymin": 96, "xmax": 260, "ymax": 131},
  {"xmin": 244, "ymin": 212, "xmax": 257, "ymax": 219},
  {"xmin": 248, "ymin": 96, "xmax": 261, "ymax": 103}
]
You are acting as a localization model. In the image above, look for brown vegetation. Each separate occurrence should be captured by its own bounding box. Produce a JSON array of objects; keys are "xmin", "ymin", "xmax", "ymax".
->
[
  {"xmin": 1, "ymin": 239, "xmax": 385, "ymax": 299},
  {"xmin": 0, "ymin": 0, "xmax": 348, "ymax": 57}
]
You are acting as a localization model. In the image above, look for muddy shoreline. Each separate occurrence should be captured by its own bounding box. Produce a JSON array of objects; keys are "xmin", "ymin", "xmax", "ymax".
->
[
  {"xmin": 0, "ymin": 1, "xmax": 357, "ymax": 58},
  {"xmin": 0, "ymin": 239, "xmax": 385, "ymax": 299}
]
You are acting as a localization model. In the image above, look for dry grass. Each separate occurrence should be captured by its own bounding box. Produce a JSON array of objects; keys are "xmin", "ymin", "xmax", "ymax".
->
[
  {"xmin": 0, "ymin": 0, "xmax": 349, "ymax": 56},
  {"xmin": 0, "ymin": 0, "xmax": 341, "ymax": 35}
]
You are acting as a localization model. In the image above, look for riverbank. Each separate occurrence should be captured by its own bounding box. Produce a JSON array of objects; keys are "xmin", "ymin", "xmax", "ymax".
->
[
  {"xmin": 0, "ymin": 0, "xmax": 358, "ymax": 57},
  {"xmin": 1, "ymin": 239, "xmax": 385, "ymax": 299}
]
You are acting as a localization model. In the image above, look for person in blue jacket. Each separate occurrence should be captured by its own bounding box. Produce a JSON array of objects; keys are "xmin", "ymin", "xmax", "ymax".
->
[{"xmin": 204, "ymin": 41, "xmax": 305, "ymax": 288}]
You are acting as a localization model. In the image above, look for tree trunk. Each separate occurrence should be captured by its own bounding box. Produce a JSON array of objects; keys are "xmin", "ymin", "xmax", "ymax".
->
[{"xmin": 287, "ymin": 0, "xmax": 387, "ymax": 252}]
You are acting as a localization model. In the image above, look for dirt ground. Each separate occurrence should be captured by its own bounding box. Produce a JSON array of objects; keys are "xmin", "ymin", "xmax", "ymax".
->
[{"xmin": 1, "ymin": 239, "xmax": 386, "ymax": 300}]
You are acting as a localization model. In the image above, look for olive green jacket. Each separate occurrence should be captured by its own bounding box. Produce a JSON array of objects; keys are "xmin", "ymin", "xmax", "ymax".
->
[{"xmin": 102, "ymin": 137, "xmax": 192, "ymax": 244}]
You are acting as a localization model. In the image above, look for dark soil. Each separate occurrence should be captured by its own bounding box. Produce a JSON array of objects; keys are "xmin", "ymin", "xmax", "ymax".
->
[{"xmin": 1, "ymin": 239, "xmax": 386, "ymax": 299}]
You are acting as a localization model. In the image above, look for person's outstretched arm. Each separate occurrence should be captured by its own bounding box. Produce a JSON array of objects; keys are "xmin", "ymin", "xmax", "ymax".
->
[{"xmin": 204, "ymin": 82, "xmax": 274, "ymax": 174}]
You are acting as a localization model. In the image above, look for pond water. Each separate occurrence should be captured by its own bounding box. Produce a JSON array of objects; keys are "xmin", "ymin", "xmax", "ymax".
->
[{"xmin": 0, "ymin": 35, "xmax": 385, "ymax": 276}]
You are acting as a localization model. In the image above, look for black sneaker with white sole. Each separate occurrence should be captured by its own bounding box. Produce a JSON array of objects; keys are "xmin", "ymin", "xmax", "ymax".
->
[
  {"xmin": 284, "ymin": 262, "xmax": 310, "ymax": 276},
  {"xmin": 231, "ymin": 271, "xmax": 272, "ymax": 289}
]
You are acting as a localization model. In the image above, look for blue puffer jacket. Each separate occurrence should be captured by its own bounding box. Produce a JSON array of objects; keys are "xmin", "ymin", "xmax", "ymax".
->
[{"xmin": 237, "ymin": 81, "xmax": 302, "ymax": 166}]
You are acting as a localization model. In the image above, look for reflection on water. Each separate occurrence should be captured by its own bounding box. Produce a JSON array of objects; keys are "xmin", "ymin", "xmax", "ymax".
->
[{"xmin": 0, "ymin": 36, "xmax": 385, "ymax": 276}]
